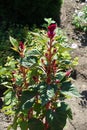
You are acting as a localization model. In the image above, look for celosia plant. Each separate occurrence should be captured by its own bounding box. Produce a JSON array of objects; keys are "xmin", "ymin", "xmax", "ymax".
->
[{"xmin": 1, "ymin": 23, "xmax": 80, "ymax": 130}]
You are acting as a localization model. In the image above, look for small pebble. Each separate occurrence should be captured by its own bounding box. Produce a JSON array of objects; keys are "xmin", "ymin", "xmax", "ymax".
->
[{"xmin": 71, "ymin": 43, "xmax": 78, "ymax": 49}]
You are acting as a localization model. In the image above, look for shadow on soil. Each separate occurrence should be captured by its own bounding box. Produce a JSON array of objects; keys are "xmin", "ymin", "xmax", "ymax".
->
[
  {"xmin": 79, "ymin": 90, "xmax": 87, "ymax": 108},
  {"xmin": 74, "ymin": 29, "xmax": 87, "ymax": 46}
]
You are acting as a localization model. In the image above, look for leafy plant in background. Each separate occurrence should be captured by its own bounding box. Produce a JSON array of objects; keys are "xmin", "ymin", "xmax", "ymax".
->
[
  {"xmin": 0, "ymin": 21, "xmax": 29, "ymax": 65},
  {"xmin": 72, "ymin": 5, "xmax": 87, "ymax": 31},
  {"xmin": 1, "ymin": 21, "xmax": 79, "ymax": 130}
]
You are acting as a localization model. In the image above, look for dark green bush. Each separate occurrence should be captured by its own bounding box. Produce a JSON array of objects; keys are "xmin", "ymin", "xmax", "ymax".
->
[
  {"xmin": 0, "ymin": 0, "xmax": 63, "ymax": 26},
  {"xmin": 0, "ymin": 22, "xmax": 29, "ymax": 65}
]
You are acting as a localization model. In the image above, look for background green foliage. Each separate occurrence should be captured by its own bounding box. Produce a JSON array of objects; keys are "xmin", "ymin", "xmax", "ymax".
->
[
  {"xmin": 0, "ymin": 0, "xmax": 63, "ymax": 26},
  {"xmin": 72, "ymin": 5, "xmax": 87, "ymax": 32},
  {"xmin": 0, "ymin": 22, "xmax": 29, "ymax": 65}
]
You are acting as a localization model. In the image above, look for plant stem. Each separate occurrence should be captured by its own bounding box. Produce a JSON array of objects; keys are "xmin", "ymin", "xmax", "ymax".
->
[{"xmin": 46, "ymin": 39, "xmax": 53, "ymax": 85}]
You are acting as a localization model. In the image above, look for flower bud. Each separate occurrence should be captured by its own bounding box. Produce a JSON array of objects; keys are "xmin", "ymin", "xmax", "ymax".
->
[
  {"xmin": 55, "ymin": 80, "xmax": 60, "ymax": 84},
  {"xmin": 41, "ymin": 58, "xmax": 44, "ymax": 64},
  {"xmin": 53, "ymin": 48, "xmax": 57, "ymax": 54},
  {"xmin": 45, "ymin": 53, "xmax": 48, "ymax": 57},
  {"xmin": 65, "ymin": 70, "xmax": 72, "ymax": 77},
  {"xmin": 33, "ymin": 76, "xmax": 39, "ymax": 83},
  {"xmin": 12, "ymin": 70, "xmax": 16, "ymax": 75},
  {"xmin": 11, "ymin": 77, "xmax": 16, "ymax": 82},
  {"xmin": 46, "ymin": 101, "xmax": 51, "ymax": 109}
]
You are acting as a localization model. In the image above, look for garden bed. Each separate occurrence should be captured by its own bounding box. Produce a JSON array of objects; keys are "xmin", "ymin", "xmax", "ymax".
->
[
  {"xmin": 61, "ymin": 0, "xmax": 87, "ymax": 130},
  {"xmin": 0, "ymin": 0, "xmax": 87, "ymax": 130}
]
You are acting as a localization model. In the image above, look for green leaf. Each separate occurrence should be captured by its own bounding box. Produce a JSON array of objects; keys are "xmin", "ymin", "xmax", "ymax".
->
[
  {"xmin": 21, "ymin": 90, "xmax": 37, "ymax": 104},
  {"xmin": 4, "ymin": 89, "xmax": 15, "ymax": 105},
  {"xmin": 26, "ymin": 49, "xmax": 40, "ymax": 56},
  {"xmin": 47, "ymin": 86, "xmax": 55, "ymax": 99},
  {"xmin": 15, "ymin": 75, "xmax": 23, "ymax": 86},
  {"xmin": 9, "ymin": 36, "xmax": 19, "ymax": 50},
  {"xmin": 11, "ymin": 114, "xmax": 18, "ymax": 130},
  {"xmin": 0, "ymin": 67, "xmax": 7, "ymax": 76},
  {"xmin": 28, "ymin": 118, "xmax": 44, "ymax": 130},
  {"xmin": 38, "ymin": 83, "xmax": 49, "ymax": 105},
  {"xmin": 20, "ymin": 56, "xmax": 37, "ymax": 68},
  {"xmin": 34, "ymin": 103, "xmax": 42, "ymax": 115},
  {"xmin": 56, "ymin": 72, "xmax": 65, "ymax": 81},
  {"xmin": 19, "ymin": 90, "xmax": 37, "ymax": 112},
  {"xmin": 1, "ymin": 82, "xmax": 12, "ymax": 89},
  {"xmin": 7, "ymin": 125, "xmax": 13, "ymax": 130},
  {"xmin": 46, "ymin": 102, "xmax": 72, "ymax": 130},
  {"xmin": 22, "ymin": 98, "xmax": 35, "ymax": 112},
  {"xmin": 44, "ymin": 18, "xmax": 55, "ymax": 25},
  {"xmin": 61, "ymin": 82, "xmax": 81, "ymax": 97},
  {"xmin": 19, "ymin": 121, "xmax": 28, "ymax": 130},
  {"xmin": 38, "ymin": 83, "xmax": 56, "ymax": 106}
]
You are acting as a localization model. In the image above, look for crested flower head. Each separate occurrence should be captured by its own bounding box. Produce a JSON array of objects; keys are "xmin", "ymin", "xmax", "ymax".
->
[
  {"xmin": 48, "ymin": 24, "xmax": 57, "ymax": 32},
  {"xmin": 47, "ymin": 24, "xmax": 57, "ymax": 39}
]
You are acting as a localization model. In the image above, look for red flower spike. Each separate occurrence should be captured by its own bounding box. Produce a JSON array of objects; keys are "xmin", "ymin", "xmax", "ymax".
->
[
  {"xmin": 19, "ymin": 41, "xmax": 24, "ymax": 50},
  {"xmin": 47, "ymin": 68, "xmax": 51, "ymax": 74},
  {"xmin": 46, "ymin": 77, "xmax": 51, "ymax": 84},
  {"xmin": 48, "ymin": 24, "xmax": 57, "ymax": 32},
  {"xmin": 47, "ymin": 31, "xmax": 55, "ymax": 39},
  {"xmin": 47, "ymin": 24, "xmax": 57, "ymax": 39}
]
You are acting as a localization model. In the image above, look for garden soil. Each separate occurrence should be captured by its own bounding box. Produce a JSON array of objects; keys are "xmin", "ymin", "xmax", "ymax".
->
[{"xmin": 0, "ymin": 0, "xmax": 87, "ymax": 130}]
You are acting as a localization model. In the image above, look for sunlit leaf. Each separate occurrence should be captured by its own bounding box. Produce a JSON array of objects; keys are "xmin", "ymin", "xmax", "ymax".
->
[
  {"xmin": 9, "ymin": 36, "xmax": 19, "ymax": 49},
  {"xmin": 22, "ymin": 98, "xmax": 35, "ymax": 112},
  {"xmin": 4, "ymin": 89, "xmax": 15, "ymax": 105},
  {"xmin": 61, "ymin": 81, "xmax": 81, "ymax": 97},
  {"xmin": 26, "ymin": 49, "xmax": 41, "ymax": 56},
  {"xmin": 38, "ymin": 83, "xmax": 57, "ymax": 106},
  {"xmin": 20, "ymin": 56, "xmax": 37, "ymax": 68},
  {"xmin": 9, "ymin": 36, "xmax": 19, "ymax": 52}
]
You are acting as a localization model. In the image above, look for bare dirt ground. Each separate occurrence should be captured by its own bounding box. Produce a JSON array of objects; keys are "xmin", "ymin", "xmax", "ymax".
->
[
  {"xmin": 0, "ymin": 0, "xmax": 87, "ymax": 130},
  {"xmin": 61, "ymin": 0, "xmax": 87, "ymax": 130}
]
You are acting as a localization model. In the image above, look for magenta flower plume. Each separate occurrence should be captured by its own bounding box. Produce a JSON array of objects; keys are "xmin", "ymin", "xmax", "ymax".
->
[{"xmin": 47, "ymin": 24, "xmax": 57, "ymax": 39}]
